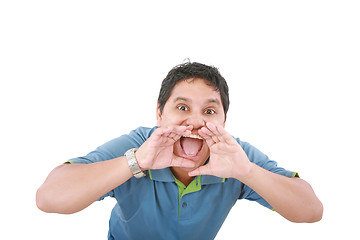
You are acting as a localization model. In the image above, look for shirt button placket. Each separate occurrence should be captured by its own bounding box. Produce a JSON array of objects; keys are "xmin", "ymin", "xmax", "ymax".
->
[{"xmin": 180, "ymin": 196, "xmax": 192, "ymax": 220}]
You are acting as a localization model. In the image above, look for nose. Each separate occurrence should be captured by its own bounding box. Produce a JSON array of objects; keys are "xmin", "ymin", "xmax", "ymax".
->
[{"xmin": 185, "ymin": 114, "xmax": 205, "ymax": 130}]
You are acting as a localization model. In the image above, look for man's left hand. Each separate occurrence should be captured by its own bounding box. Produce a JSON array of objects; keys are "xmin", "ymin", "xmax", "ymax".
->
[{"xmin": 188, "ymin": 122, "xmax": 252, "ymax": 180}]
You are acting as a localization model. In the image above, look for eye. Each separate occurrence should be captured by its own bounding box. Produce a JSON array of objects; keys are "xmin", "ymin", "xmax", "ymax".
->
[
  {"xmin": 177, "ymin": 105, "xmax": 188, "ymax": 111},
  {"xmin": 204, "ymin": 109, "xmax": 216, "ymax": 115}
]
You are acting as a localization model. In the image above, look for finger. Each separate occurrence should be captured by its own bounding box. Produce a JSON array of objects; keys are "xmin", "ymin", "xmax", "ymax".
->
[
  {"xmin": 185, "ymin": 125, "xmax": 194, "ymax": 131},
  {"xmin": 169, "ymin": 126, "xmax": 191, "ymax": 142},
  {"xmin": 206, "ymin": 122, "xmax": 225, "ymax": 143},
  {"xmin": 198, "ymin": 127, "xmax": 216, "ymax": 147},
  {"xmin": 173, "ymin": 125, "xmax": 192, "ymax": 136},
  {"xmin": 171, "ymin": 156, "xmax": 196, "ymax": 169},
  {"xmin": 199, "ymin": 126, "xmax": 212, "ymax": 138},
  {"xmin": 167, "ymin": 132, "xmax": 179, "ymax": 142},
  {"xmin": 188, "ymin": 168, "xmax": 200, "ymax": 177},
  {"xmin": 160, "ymin": 125, "xmax": 186, "ymax": 137},
  {"xmin": 152, "ymin": 127, "xmax": 179, "ymax": 145},
  {"xmin": 162, "ymin": 126, "xmax": 174, "ymax": 134},
  {"xmin": 201, "ymin": 123, "xmax": 221, "ymax": 144},
  {"xmin": 188, "ymin": 165, "xmax": 212, "ymax": 177},
  {"xmin": 161, "ymin": 126, "xmax": 173, "ymax": 135},
  {"xmin": 206, "ymin": 122, "xmax": 218, "ymax": 133},
  {"xmin": 216, "ymin": 125, "xmax": 236, "ymax": 145},
  {"xmin": 151, "ymin": 127, "xmax": 170, "ymax": 141}
]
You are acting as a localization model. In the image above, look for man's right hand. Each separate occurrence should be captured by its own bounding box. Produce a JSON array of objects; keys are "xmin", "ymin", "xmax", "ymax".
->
[{"xmin": 135, "ymin": 126, "xmax": 196, "ymax": 170}]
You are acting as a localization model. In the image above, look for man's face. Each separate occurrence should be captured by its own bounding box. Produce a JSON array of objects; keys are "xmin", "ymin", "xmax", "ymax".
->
[{"xmin": 156, "ymin": 78, "xmax": 226, "ymax": 172}]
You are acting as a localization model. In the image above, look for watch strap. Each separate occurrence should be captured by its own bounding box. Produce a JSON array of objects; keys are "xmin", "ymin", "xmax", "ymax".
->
[{"xmin": 125, "ymin": 148, "xmax": 146, "ymax": 178}]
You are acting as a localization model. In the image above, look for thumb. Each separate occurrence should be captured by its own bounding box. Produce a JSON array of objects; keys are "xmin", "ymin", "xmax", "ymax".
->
[
  {"xmin": 171, "ymin": 156, "xmax": 196, "ymax": 169},
  {"xmin": 188, "ymin": 165, "xmax": 212, "ymax": 177}
]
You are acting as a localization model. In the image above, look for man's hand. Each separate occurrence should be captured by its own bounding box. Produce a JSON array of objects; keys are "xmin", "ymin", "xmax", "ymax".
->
[
  {"xmin": 136, "ymin": 126, "xmax": 196, "ymax": 170},
  {"xmin": 188, "ymin": 122, "xmax": 251, "ymax": 179},
  {"xmin": 187, "ymin": 122, "xmax": 323, "ymax": 223}
]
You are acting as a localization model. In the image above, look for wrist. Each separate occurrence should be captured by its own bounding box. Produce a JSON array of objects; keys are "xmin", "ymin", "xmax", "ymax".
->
[
  {"xmin": 125, "ymin": 148, "xmax": 146, "ymax": 178},
  {"xmin": 234, "ymin": 161, "xmax": 255, "ymax": 182},
  {"xmin": 134, "ymin": 149, "xmax": 148, "ymax": 171}
]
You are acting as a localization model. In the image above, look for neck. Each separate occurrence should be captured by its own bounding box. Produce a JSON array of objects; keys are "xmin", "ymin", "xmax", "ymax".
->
[{"xmin": 171, "ymin": 167, "xmax": 195, "ymax": 186}]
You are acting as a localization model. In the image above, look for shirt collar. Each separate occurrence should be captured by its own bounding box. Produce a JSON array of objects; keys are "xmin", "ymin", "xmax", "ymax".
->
[{"xmin": 148, "ymin": 168, "xmax": 225, "ymax": 185}]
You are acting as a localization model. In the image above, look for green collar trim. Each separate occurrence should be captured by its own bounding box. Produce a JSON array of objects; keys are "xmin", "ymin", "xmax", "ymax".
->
[
  {"xmin": 147, "ymin": 169, "xmax": 226, "ymax": 218},
  {"xmin": 173, "ymin": 175, "xmax": 202, "ymax": 218}
]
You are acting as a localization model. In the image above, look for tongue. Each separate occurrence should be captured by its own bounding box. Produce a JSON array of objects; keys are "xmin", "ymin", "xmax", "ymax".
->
[{"xmin": 181, "ymin": 137, "xmax": 203, "ymax": 156}]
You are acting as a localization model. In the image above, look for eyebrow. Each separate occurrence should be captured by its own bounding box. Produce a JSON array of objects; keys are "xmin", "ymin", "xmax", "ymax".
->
[{"xmin": 173, "ymin": 97, "xmax": 221, "ymax": 105}]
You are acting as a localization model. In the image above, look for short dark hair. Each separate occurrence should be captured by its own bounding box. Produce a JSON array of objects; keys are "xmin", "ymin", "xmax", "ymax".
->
[{"xmin": 157, "ymin": 61, "xmax": 230, "ymax": 118}]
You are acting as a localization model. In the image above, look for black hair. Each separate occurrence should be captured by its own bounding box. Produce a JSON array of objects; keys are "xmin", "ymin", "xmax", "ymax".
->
[{"xmin": 157, "ymin": 61, "xmax": 230, "ymax": 118}]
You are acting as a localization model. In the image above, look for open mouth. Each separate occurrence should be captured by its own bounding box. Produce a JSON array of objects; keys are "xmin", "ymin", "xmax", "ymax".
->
[{"xmin": 180, "ymin": 134, "xmax": 204, "ymax": 158}]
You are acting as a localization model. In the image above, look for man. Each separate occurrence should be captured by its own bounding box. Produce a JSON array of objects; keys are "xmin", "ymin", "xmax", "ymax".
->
[{"xmin": 36, "ymin": 62, "xmax": 323, "ymax": 239}]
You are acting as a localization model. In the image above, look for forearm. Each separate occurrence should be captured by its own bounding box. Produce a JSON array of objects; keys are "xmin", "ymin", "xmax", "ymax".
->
[
  {"xmin": 36, "ymin": 156, "xmax": 133, "ymax": 214},
  {"xmin": 238, "ymin": 163, "xmax": 323, "ymax": 223}
]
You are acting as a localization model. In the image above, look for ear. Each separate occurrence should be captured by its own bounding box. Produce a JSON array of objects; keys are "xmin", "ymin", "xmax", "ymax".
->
[{"xmin": 156, "ymin": 102, "xmax": 162, "ymax": 127}]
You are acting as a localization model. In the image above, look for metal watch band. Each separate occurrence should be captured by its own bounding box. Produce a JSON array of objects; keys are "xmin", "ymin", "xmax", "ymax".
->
[{"xmin": 125, "ymin": 148, "xmax": 146, "ymax": 178}]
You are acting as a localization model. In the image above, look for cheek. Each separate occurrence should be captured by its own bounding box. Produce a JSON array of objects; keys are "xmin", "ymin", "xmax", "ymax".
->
[
  {"xmin": 159, "ymin": 112, "xmax": 186, "ymax": 126},
  {"xmin": 159, "ymin": 117, "xmax": 182, "ymax": 127},
  {"xmin": 214, "ymin": 113, "xmax": 226, "ymax": 126}
]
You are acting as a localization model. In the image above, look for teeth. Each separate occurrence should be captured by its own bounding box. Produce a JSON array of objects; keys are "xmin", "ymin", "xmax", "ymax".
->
[{"xmin": 183, "ymin": 134, "xmax": 203, "ymax": 140}]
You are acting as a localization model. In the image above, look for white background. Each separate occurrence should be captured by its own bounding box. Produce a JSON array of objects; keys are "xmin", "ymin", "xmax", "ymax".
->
[{"xmin": 1, "ymin": 1, "xmax": 359, "ymax": 239}]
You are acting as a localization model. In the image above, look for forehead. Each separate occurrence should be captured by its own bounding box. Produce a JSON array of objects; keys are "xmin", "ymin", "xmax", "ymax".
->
[{"xmin": 169, "ymin": 78, "xmax": 222, "ymax": 104}]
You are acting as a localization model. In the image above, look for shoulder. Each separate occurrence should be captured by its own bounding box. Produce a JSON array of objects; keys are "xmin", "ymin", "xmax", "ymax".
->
[
  {"xmin": 232, "ymin": 137, "xmax": 255, "ymax": 155},
  {"xmin": 233, "ymin": 136, "xmax": 296, "ymax": 177},
  {"xmin": 96, "ymin": 126, "xmax": 157, "ymax": 158},
  {"xmin": 233, "ymin": 137, "xmax": 270, "ymax": 165},
  {"xmin": 67, "ymin": 126, "xmax": 158, "ymax": 164},
  {"xmin": 111, "ymin": 126, "xmax": 157, "ymax": 146},
  {"xmin": 129, "ymin": 126, "xmax": 158, "ymax": 142}
]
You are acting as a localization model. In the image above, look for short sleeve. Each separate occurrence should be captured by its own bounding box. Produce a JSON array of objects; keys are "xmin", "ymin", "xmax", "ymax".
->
[
  {"xmin": 65, "ymin": 126, "xmax": 157, "ymax": 200},
  {"xmin": 237, "ymin": 140, "xmax": 299, "ymax": 209}
]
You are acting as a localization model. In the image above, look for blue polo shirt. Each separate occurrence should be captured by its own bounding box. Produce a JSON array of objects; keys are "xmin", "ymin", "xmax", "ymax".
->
[{"xmin": 68, "ymin": 126, "xmax": 298, "ymax": 239}]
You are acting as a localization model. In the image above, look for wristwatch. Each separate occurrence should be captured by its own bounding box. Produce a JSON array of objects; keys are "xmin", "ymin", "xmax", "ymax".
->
[{"xmin": 125, "ymin": 148, "xmax": 146, "ymax": 178}]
